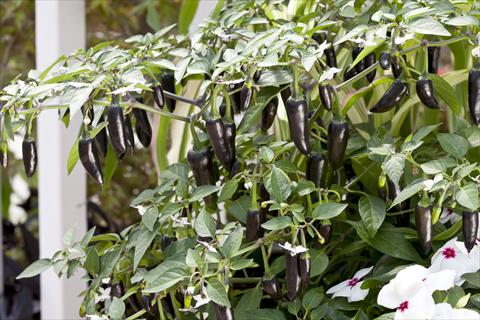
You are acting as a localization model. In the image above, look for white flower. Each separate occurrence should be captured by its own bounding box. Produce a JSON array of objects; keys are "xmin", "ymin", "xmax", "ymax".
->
[
  {"xmin": 279, "ymin": 242, "xmax": 308, "ymax": 255},
  {"xmin": 326, "ymin": 266, "xmax": 373, "ymax": 302},
  {"xmin": 394, "ymin": 33, "xmax": 415, "ymax": 45},
  {"xmin": 94, "ymin": 287, "xmax": 111, "ymax": 304},
  {"xmin": 377, "ymin": 265, "xmax": 455, "ymax": 320},
  {"xmin": 318, "ymin": 67, "xmax": 342, "ymax": 82},
  {"xmin": 193, "ymin": 294, "xmax": 210, "ymax": 308},
  {"xmin": 439, "ymin": 208, "xmax": 460, "ymax": 224},
  {"xmin": 244, "ymin": 182, "xmax": 252, "ymax": 190},
  {"xmin": 429, "ymin": 238, "xmax": 480, "ymax": 285},
  {"xmin": 423, "ymin": 174, "xmax": 443, "ymax": 191},
  {"xmin": 197, "ymin": 240, "xmax": 217, "ymax": 253},
  {"xmin": 432, "ymin": 303, "xmax": 480, "ymax": 320}
]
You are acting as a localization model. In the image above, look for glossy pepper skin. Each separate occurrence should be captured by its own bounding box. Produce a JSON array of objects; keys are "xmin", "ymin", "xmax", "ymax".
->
[
  {"xmin": 327, "ymin": 119, "xmax": 349, "ymax": 170},
  {"xmin": 246, "ymin": 209, "xmax": 261, "ymax": 241},
  {"xmin": 379, "ymin": 179, "xmax": 409, "ymax": 226},
  {"xmin": 343, "ymin": 66, "xmax": 358, "ymax": 82},
  {"xmin": 306, "ymin": 153, "xmax": 326, "ymax": 202},
  {"xmin": 352, "ymin": 46, "xmax": 366, "ymax": 73},
  {"xmin": 462, "ymin": 211, "xmax": 478, "ymax": 253},
  {"xmin": 187, "ymin": 148, "xmax": 217, "ymax": 208},
  {"xmin": 390, "ymin": 55, "xmax": 402, "ymax": 78},
  {"xmin": 365, "ymin": 52, "xmax": 377, "ymax": 83},
  {"xmin": 153, "ymin": 84, "xmax": 165, "ymax": 109},
  {"xmin": 285, "ymin": 96, "xmax": 311, "ymax": 155},
  {"xmin": 78, "ymin": 138, "xmax": 104, "ymax": 185},
  {"xmin": 133, "ymin": 108, "xmax": 152, "ymax": 148},
  {"xmin": 160, "ymin": 235, "xmax": 177, "ymax": 250},
  {"xmin": 370, "ymin": 80, "xmax": 408, "ymax": 113},
  {"xmin": 261, "ymin": 96, "xmax": 278, "ymax": 132},
  {"xmin": 240, "ymin": 84, "xmax": 253, "ymax": 111},
  {"xmin": 124, "ymin": 114, "xmax": 135, "ymax": 152},
  {"xmin": 229, "ymin": 82, "xmax": 242, "ymax": 114},
  {"xmin": 206, "ymin": 118, "xmax": 233, "ymax": 169},
  {"xmin": 262, "ymin": 277, "xmax": 282, "ymax": 300},
  {"xmin": 211, "ymin": 302, "xmax": 234, "ymax": 320},
  {"xmin": 415, "ymin": 204, "xmax": 433, "ymax": 254},
  {"xmin": 224, "ymin": 122, "xmax": 236, "ymax": 165},
  {"xmin": 107, "ymin": 100, "xmax": 128, "ymax": 159},
  {"xmin": 161, "ymin": 72, "xmax": 176, "ymax": 112},
  {"xmin": 299, "ymin": 252, "xmax": 310, "ymax": 285},
  {"xmin": 379, "ymin": 52, "xmax": 391, "ymax": 70},
  {"xmin": 22, "ymin": 138, "xmax": 37, "ymax": 177},
  {"xmin": 312, "ymin": 33, "xmax": 337, "ymax": 68},
  {"xmin": 416, "ymin": 78, "xmax": 439, "ymax": 109},
  {"xmin": 94, "ymin": 114, "xmax": 108, "ymax": 157},
  {"xmin": 428, "ymin": 47, "xmax": 440, "ymax": 74},
  {"xmin": 319, "ymin": 84, "xmax": 333, "ymax": 111},
  {"xmin": 468, "ymin": 69, "xmax": 480, "ymax": 125},
  {"xmin": 285, "ymin": 253, "xmax": 301, "ymax": 301}
]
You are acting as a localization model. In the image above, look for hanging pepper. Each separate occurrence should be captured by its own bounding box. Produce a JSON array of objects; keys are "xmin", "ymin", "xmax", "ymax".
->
[
  {"xmin": 262, "ymin": 277, "xmax": 282, "ymax": 300},
  {"xmin": 379, "ymin": 52, "xmax": 391, "ymax": 70},
  {"xmin": 306, "ymin": 153, "xmax": 326, "ymax": 203},
  {"xmin": 229, "ymin": 82, "xmax": 243, "ymax": 114},
  {"xmin": 415, "ymin": 204, "xmax": 432, "ymax": 254},
  {"xmin": 229, "ymin": 159, "xmax": 241, "ymax": 179},
  {"xmin": 187, "ymin": 148, "xmax": 217, "ymax": 208},
  {"xmin": 379, "ymin": 178, "xmax": 409, "ymax": 226},
  {"xmin": 240, "ymin": 83, "xmax": 253, "ymax": 111},
  {"xmin": 319, "ymin": 84, "xmax": 333, "ymax": 111},
  {"xmin": 344, "ymin": 66, "xmax": 358, "ymax": 82},
  {"xmin": 312, "ymin": 33, "xmax": 337, "ymax": 68},
  {"xmin": 390, "ymin": 55, "xmax": 403, "ymax": 78},
  {"xmin": 78, "ymin": 137, "xmax": 104, "ymax": 185},
  {"xmin": 352, "ymin": 46, "xmax": 366, "ymax": 74},
  {"xmin": 299, "ymin": 252, "xmax": 310, "ymax": 285},
  {"xmin": 161, "ymin": 235, "xmax": 177, "ymax": 250},
  {"xmin": 462, "ymin": 211, "xmax": 478, "ymax": 253},
  {"xmin": 133, "ymin": 108, "xmax": 152, "ymax": 148},
  {"xmin": 286, "ymin": 93, "xmax": 311, "ymax": 155},
  {"xmin": 22, "ymin": 137, "xmax": 37, "ymax": 178},
  {"xmin": 211, "ymin": 302, "xmax": 234, "ymax": 320},
  {"xmin": 319, "ymin": 224, "xmax": 332, "ymax": 244},
  {"xmin": 246, "ymin": 209, "xmax": 261, "ymax": 241},
  {"xmin": 468, "ymin": 68, "xmax": 480, "ymax": 125},
  {"xmin": 370, "ymin": 79, "xmax": 408, "ymax": 113},
  {"xmin": 281, "ymin": 86, "xmax": 292, "ymax": 105},
  {"xmin": 161, "ymin": 72, "xmax": 176, "ymax": 112},
  {"xmin": 365, "ymin": 52, "xmax": 377, "ymax": 83},
  {"xmin": 224, "ymin": 123, "xmax": 236, "ymax": 165},
  {"xmin": 206, "ymin": 118, "xmax": 233, "ymax": 169},
  {"xmin": 285, "ymin": 253, "xmax": 301, "ymax": 301},
  {"xmin": 152, "ymin": 83, "xmax": 165, "ymax": 109},
  {"xmin": 107, "ymin": 96, "xmax": 128, "ymax": 159},
  {"xmin": 428, "ymin": 47, "xmax": 440, "ymax": 74},
  {"xmin": 124, "ymin": 114, "xmax": 135, "ymax": 153},
  {"xmin": 110, "ymin": 283, "xmax": 123, "ymax": 298},
  {"xmin": 261, "ymin": 96, "xmax": 278, "ymax": 132},
  {"xmin": 416, "ymin": 78, "xmax": 439, "ymax": 109},
  {"xmin": 327, "ymin": 118, "xmax": 349, "ymax": 170}
]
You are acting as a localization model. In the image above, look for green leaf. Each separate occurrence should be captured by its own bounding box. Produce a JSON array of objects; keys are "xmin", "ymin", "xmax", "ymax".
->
[
  {"xmin": 178, "ymin": 0, "xmax": 199, "ymax": 34},
  {"xmin": 190, "ymin": 185, "xmax": 220, "ymax": 202},
  {"xmin": 222, "ymin": 225, "xmax": 243, "ymax": 258},
  {"xmin": 430, "ymin": 74, "xmax": 462, "ymax": 114},
  {"xmin": 358, "ymin": 195, "xmax": 386, "ymax": 238},
  {"xmin": 310, "ymin": 249, "xmax": 329, "ymax": 277},
  {"xmin": 230, "ymin": 258, "xmax": 255, "ymax": 270},
  {"xmin": 144, "ymin": 270, "xmax": 186, "ymax": 293},
  {"xmin": 296, "ymin": 180, "xmax": 316, "ymax": 196},
  {"xmin": 312, "ymin": 202, "xmax": 348, "ymax": 220},
  {"xmin": 420, "ymin": 158, "xmax": 457, "ymax": 175},
  {"xmin": 225, "ymin": 195, "xmax": 250, "ymax": 224},
  {"xmin": 257, "ymin": 70, "xmax": 292, "ymax": 87},
  {"xmin": 412, "ymin": 124, "xmax": 441, "ymax": 141},
  {"xmin": 85, "ymin": 247, "xmax": 100, "ymax": 275},
  {"xmin": 261, "ymin": 216, "xmax": 292, "ymax": 231},
  {"xmin": 384, "ymin": 154, "xmax": 405, "ymax": 186},
  {"xmin": 236, "ymin": 285, "xmax": 262, "ymax": 310},
  {"xmin": 206, "ymin": 278, "xmax": 231, "ymax": 308},
  {"xmin": 433, "ymin": 219, "xmax": 462, "ymax": 241},
  {"xmin": 408, "ymin": 17, "xmax": 451, "ymax": 36},
  {"xmin": 268, "ymin": 166, "xmax": 291, "ymax": 203},
  {"xmin": 109, "ymin": 297, "xmax": 125, "ymax": 320},
  {"xmin": 302, "ymin": 288, "xmax": 323, "ymax": 310},
  {"xmin": 195, "ymin": 209, "xmax": 216, "ymax": 238},
  {"xmin": 456, "ymin": 183, "xmax": 479, "ymax": 210},
  {"xmin": 445, "ymin": 15, "xmax": 479, "ymax": 26},
  {"xmin": 67, "ymin": 138, "xmax": 79, "ymax": 174},
  {"xmin": 218, "ymin": 180, "xmax": 238, "ymax": 203},
  {"xmin": 437, "ymin": 133, "xmax": 469, "ymax": 158},
  {"xmin": 142, "ymin": 206, "xmax": 158, "ymax": 231},
  {"xmin": 462, "ymin": 272, "xmax": 480, "ymax": 288},
  {"xmin": 235, "ymin": 309, "xmax": 287, "ymax": 320},
  {"xmin": 390, "ymin": 179, "xmax": 427, "ymax": 208},
  {"xmin": 17, "ymin": 259, "xmax": 51, "ymax": 279},
  {"xmin": 134, "ymin": 228, "xmax": 157, "ymax": 270},
  {"xmin": 349, "ymin": 42, "xmax": 384, "ymax": 71}
]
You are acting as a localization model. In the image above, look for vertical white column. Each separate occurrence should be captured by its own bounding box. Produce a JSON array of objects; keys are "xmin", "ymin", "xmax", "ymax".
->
[{"xmin": 35, "ymin": 1, "xmax": 87, "ymax": 319}]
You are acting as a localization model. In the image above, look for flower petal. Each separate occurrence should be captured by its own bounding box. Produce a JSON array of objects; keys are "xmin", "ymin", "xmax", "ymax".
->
[
  {"xmin": 326, "ymin": 280, "xmax": 348, "ymax": 294},
  {"xmin": 424, "ymin": 269, "xmax": 455, "ymax": 292},
  {"xmin": 348, "ymin": 282, "xmax": 369, "ymax": 302},
  {"xmin": 354, "ymin": 266, "xmax": 374, "ymax": 280},
  {"xmin": 378, "ymin": 282, "xmax": 402, "ymax": 309},
  {"xmin": 395, "ymin": 288, "xmax": 435, "ymax": 320},
  {"xmin": 433, "ymin": 303, "xmax": 480, "ymax": 320}
]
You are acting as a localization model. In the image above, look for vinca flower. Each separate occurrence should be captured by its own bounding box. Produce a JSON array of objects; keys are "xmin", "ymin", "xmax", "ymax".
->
[
  {"xmin": 428, "ymin": 238, "xmax": 480, "ymax": 285},
  {"xmin": 377, "ymin": 265, "xmax": 455, "ymax": 320},
  {"xmin": 432, "ymin": 303, "xmax": 480, "ymax": 320},
  {"xmin": 326, "ymin": 266, "xmax": 373, "ymax": 302}
]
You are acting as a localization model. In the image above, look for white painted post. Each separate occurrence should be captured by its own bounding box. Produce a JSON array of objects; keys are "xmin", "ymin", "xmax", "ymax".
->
[{"xmin": 35, "ymin": 1, "xmax": 87, "ymax": 319}]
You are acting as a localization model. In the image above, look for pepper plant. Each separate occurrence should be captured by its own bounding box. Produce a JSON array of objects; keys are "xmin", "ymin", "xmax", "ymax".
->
[{"xmin": 2, "ymin": 1, "xmax": 480, "ymax": 319}]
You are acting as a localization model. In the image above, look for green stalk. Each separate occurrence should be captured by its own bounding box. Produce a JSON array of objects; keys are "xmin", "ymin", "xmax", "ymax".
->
[{"xmin": 260, "ymin": 245, "xmax": 272, "ymax": 276}]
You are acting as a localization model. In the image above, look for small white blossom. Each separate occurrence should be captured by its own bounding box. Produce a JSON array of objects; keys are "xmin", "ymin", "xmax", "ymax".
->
[
  {"xmin": 395, "ymin": 33, "xmax": 415, "ymax": 45},
  {"xmin": 378, "ymin": 265, "xmax": 455, "ymax": 320},
  {"xmin": 244, "ymin": 182, "xmax": 252, "ymax": 190},
  {"xmin": 94, "ymin": 287, "xmax": 111, "ymax": 304},
  {"xmin": 136, "ymin": 205, "xmax": 148, "ymax": 216},
  {"xmin": 193, "ymin": 294, "xmax": 210, "ymax": 308},
  {"xmin": 439, "ymin": 208, "xmax": 460, "ymax": 224},
  {"xmin": 279, "ymin": 242, "xmax": 308, "ymax": 255},
  {"xmin": 423, "ymin": 174, "xmax": 443, "ymax": 191},
  {"xmin": 326, "ymin": 266, "xmax": 373, "ymax": 302},
  {"xmin": 198, "ymin": 240, "xmax": 217, "ymax": 253},
  {"xmin": 429, "ymin": 238, "xmax": 480, "ymax": 285},
  {"xmin": 319, "ymin": 67, "xmax": 342, "ymax": 82},
  {"xmin": 432, "ymin": 303, "xmax": 480, "ymax": 320}
]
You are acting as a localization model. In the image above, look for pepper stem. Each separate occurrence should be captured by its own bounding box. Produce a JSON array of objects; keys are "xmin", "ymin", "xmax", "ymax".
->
[
  {"xmin": 250, "ymin": 165, "xmax": 258, "ymax": 210},
  {"xmin": 261, "ymin": 244, "xmax": 272, "ymax": 276},
  {"xmin": 221, "ymin": 86, "xmax": 233, "ymax": 122},
  {"xmin": 292, "ymin": 63, "xmax": 302, "ymax": 100},
  {"xmin": 189, "ymin": 119, "xmax": 202, "ymax": 150},
  {"xmin": 211, "ymin": 85, "xmax": 221, "ymax": 118}
]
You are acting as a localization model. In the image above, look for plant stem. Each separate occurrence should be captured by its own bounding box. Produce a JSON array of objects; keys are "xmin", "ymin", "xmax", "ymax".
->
[
  {"xmin": 260, "ymin": 244, "xmax": 272, "ymax": 275},
  {"xmin": 124, "ymin": 309, "xmax": 146, "ymax": 320},
  {"xmin": 335, "ymin": 62, "xmax": 379, "ymax": 90},
  {"xmin": 229, "ymin": 277, "xmax": 262, "ymax": 283},
  {"xmin": 130, "ymin": 101, "xmax": 191, "ymax": 122},
  {"xmin": 344, "ymin": 163, "xmax": 375, "ymax": 188},
  {"xmin": 164, "ymin": 90, "xmax": 202, "ymax": 107}
]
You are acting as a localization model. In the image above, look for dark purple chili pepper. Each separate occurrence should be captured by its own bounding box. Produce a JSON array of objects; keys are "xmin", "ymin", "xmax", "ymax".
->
[
  {"xmin": 299, "ymin": 252, "xmax": 310, "ymax": 285},
  {"xmin": 246, "ymin": 209, "xmax": 261, "ymax": 241},
  {"xmin": 161, "ymin": 72, "xmax": 176, "ymax": 112},
  {"xmin": 187, "ymin": 148, "xmax": 217, "ymax": 208},
  {"xmin": 370, "ymin": 79, "xmax": 408, "ymax": 113},
  {"xmin": 462, "ymin": 211, "xmax": 478, "ymax": 253},
  {"xmin": 391, "ymin": 55, "xmax": 403, "ymax": 78},
  {"xmin": 379, "ymin": 52, "xmax": 391, "ymax": 70},
  {"xmin": 22, "ymin": 137, "xmax": 37, "ymax": 178},
  {"xmin": 261, "ymin": 96, "xmax": 278, "ymax": 132},
  {"xmin": 428, "ymin": 47, "xmax": 440, "ymax": 74},
  {"xmin": 319, "ymin": 84, "xmax": 333, "ymax": 111},
  {"xmin": 365, "ymin": 52, "xmax": 377, "ymax": 83},
  {"xmin": 153, "ymin": 84, "xmax": 165, "ymax": 109},
  {"xmin": 124, "ymin": 114, "xmax": 135, "ymax": 152},
  {"xmin": 285, "ymin": 96, "xmax": 311, "ymax": 155},
  {"xmin": 327, "ymin": 119, "xmax": 349, "ymax": 170},
  {"xmin": 285, "ymin": 253, "xmax": 301, "ymax": 301},
  {"xmin": 133, "ymin": 108, "xmax": 152, "ymax": 148},
  {"xmin": 224, "ymin": 122, "xmax": 236, "ymax": 166},
  {"xmin": 416, "ymin": 78, "xmax": 439, "ymax": 109},
  {"xmin": 206, "ymin": 118, "xmax": 233, "ymax": 169},
  {"xmin": 107, "ymin": 97, "xmax": 128, "ymax": 159},
  {"xmin": 240, "ymin": 84, "xmax": 253, "ymax": 111},
  {"xmin": 468, "ymin": 68, "xmax": 480, "ymax": 125},
  {"xmin": 78, "ymin": 137, "xmax": 104, "ymax": 185},
  {"xmin": 415, "ymin": 204, "xmax": 432, "ymax": 254},
  {"xmin": 262, "ymin": 277, "xmax": 282, "ymax": 300},
  {"xmin": 211, "ymin": 302, "xmax": 234, "ymax": 320}
]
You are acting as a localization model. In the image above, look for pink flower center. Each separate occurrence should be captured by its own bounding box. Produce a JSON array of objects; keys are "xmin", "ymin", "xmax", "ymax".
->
[
  {"xmin": 442, "ymin": 247, "xmax": 456, "ymax": 259},
  {"xmin": 347, "ymin": 278, "xmax": 359, "ymax": 288},
  {"xmin": 398, "ymin": 301, "xmax": 409, "ymax": 312},
  {"xmin": 446, "ymin": 208, "xmax": 453, "ymax": 215}
]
